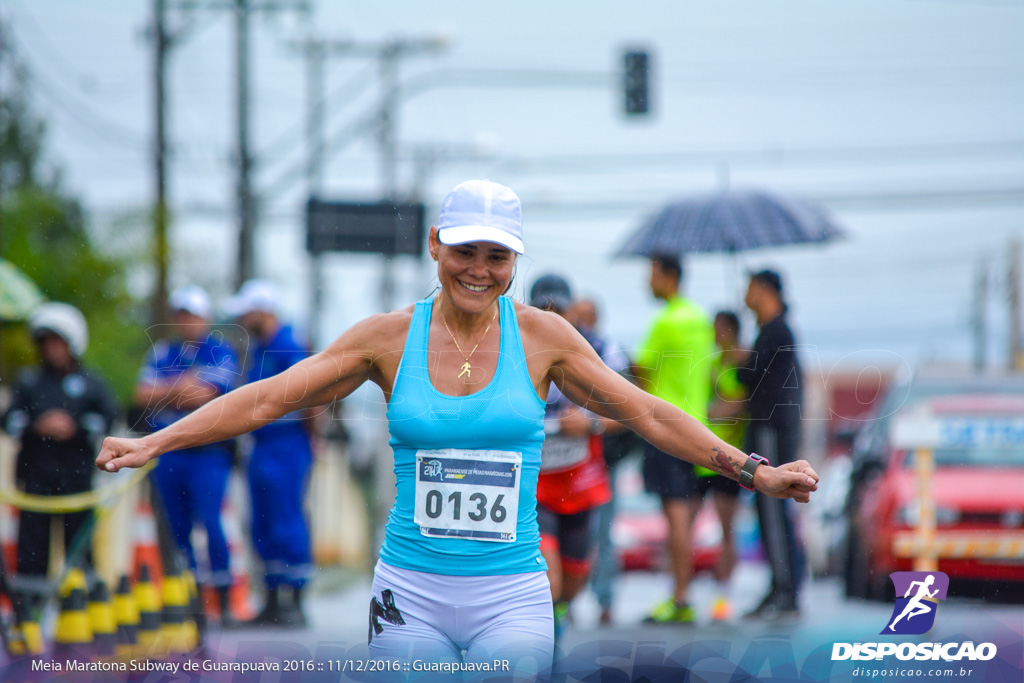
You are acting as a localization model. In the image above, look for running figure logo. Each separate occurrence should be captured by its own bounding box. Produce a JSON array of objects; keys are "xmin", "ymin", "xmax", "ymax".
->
[{"xmin": 881, "ymin": 571, "xmax": 949, "ymax": 635}]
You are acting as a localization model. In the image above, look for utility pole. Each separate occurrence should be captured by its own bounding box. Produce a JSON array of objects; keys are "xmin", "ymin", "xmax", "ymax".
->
[
  {"xmin": 972, "ymin": 259, "xmax": 987, "ymax": 372},
  {"xmin": 233, "ymin": 0, "xmax": 255, "ymax": 289},
  {"xmin": 175, "ymin": 0, "xmax": 308, "ymax": 289},
  {"xmin": 305, "ymin": 39, "xmax": 325, "ymax": 350},
  {"xmin": 1009, "ymin": 238, "xmax": 1022, "ymax": 371},
  {"xmin": 377, "ymin": 39, "xmax": 446, "ymax": 312},
  {"xmin": 289, "ymin": 36, "xmax": 352, "ymax": 350},
  {"xmin": 151, "ymin": 0, "xmax": 307, "ymax": 304},
  {"xmin": 299, "ymin": 37, "xmax": 445, "ymax": 313},
  {"xmin": 377, "ymin": 44, "xmax": 400, "ymax": 313},
  {"xmin": 152, "ymin": 0, "xmax": 171, "ymax": 324}
]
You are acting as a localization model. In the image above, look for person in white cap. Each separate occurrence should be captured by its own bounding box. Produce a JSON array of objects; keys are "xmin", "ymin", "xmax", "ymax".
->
[
  {"xmin": 3, "ymin": 303, "xmax": 117, "ymax": 608},
  {"xmin": 132, "ymin": 285, "xmax": 241, "ymax": 626},
  {"xmin": 97, "ymin": 180, "xmax": 820, "ymax": 674},
  {"xmin": 225, "ymin": 279, "xmax": 314, "ymax": 628}
]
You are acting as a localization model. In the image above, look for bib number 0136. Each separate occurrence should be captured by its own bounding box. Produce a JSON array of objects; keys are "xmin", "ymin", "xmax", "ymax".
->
[
  {"xmin": 414, "ymin": 449, "xmax": 521, "ymax": 542},
  {"xmin": 423, "ymin": 490, "xmax": 507, "ymax": 523}
]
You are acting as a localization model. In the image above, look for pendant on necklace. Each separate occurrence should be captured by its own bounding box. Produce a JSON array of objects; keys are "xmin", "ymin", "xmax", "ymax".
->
[{"xmin": 459, "ymin": 362, "xmax": 472, "ymax": 379}]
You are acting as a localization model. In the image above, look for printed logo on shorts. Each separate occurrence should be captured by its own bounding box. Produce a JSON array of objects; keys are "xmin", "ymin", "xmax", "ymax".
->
[
  {"xmin": 368, "ymin": 589, "xmax": 406, "ymax": 643},
  {"xmin": 882, "ymin": 571, "xmax": 949, "ymax": 635}
]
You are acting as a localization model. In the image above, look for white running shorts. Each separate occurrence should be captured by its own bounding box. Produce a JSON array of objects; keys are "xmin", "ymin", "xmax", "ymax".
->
[{"xmin": 367, "ymin": 560, "xmax": 554, "ymax": 677}]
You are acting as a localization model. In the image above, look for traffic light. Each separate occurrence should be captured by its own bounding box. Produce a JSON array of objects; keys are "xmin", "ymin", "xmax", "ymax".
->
[{"xmin": 623, "ymin": 49, "xmax": 650, "ymax": 115}]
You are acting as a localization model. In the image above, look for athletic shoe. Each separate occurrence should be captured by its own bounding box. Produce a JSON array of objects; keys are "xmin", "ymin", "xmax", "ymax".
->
[
  {"xmin": 643, "ymin": 599, "xmax": 696, "ymax": 624},
  {"xmin": 743, "ymin": 594, "xmax": 800, "ymax": 621},
  {"xmin": 553, "ymin": 601, "xmax": 570, "ymax": 641}
]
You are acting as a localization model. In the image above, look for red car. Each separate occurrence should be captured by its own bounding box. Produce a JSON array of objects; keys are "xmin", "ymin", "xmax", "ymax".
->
[
  {"xmin": 849, "ymin": 394, "xmax": 1024, "ymax": 598},
  {"xmin": 610, "ymin": 458, "xmax": 721, "ymax": 573}
]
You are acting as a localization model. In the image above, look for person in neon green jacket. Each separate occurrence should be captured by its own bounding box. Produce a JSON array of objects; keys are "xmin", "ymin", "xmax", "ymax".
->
[{"xmin": 634, "ymin": 255, "xmax": 716, "ymax": 624}]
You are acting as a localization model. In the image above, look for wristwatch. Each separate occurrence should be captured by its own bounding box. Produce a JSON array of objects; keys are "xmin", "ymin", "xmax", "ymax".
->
[{"xmin": 739, "ymin": 453, "xmax": 768, "ymax": 491}]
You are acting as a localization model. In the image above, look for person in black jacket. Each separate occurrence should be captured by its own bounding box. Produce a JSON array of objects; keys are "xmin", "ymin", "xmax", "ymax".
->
[
  {"xmin": 736, "ymin": 270, "xmax": 806, "ymax": 620},
  {"xmin": 2, "ymin": 303, "xmax": 117, "ymax": 601}
]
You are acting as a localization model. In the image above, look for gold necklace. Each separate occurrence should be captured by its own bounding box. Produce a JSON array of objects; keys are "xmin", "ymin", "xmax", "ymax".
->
[{"xmin": 438, "ymin": 298, "xmax": 498, "ymax": 380}]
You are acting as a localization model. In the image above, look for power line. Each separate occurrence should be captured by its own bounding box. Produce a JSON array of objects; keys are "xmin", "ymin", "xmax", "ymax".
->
[
  {"xmin": 13, "ymin": 57, "xmax": 148, "ymax": 153},
  {"xmin": 3, "ymin": 23, "xmax": 148, "ymax": 152},
  {"xmin": 6, "ymin": 0, "xmax": 124, "ymax": 95},
  {"xmin": 484, "ymin": 140, "xmax": 1024, "ymax": 176},
  {"xmin": 255, "ymin": 59, "xmax": 375, "ymax": 166}
]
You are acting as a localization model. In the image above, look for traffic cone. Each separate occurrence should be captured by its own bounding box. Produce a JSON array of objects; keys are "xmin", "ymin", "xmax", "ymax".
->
[
  {"xmin": 54, "ymin": 587, "xmax": 92, "ymax": 662},
  {"xmin": 160, "ymin": 570, "xmax": 196, "ymax": 656},
  {"xmin": 112, "ymin": 575, "xmax": 139, "ymax": 660},
  {"xmin": 8, "ymin": 593, "xmax": 43, "ymax": 657},
  {"xmin": 1, "ymin": 503, "xmax": 18, "ymax": 610},
  {"xmin": 221, "ymin": 482, "xmax": 254, "ymax": 620},
  {"xmin": 7, "ymin": 621, "xmax": 25, "ymax": 657},
  {"xmin": 59, "ymin": 567, "xmax": 88, "ymax": 598},
  {"xmin": 87, "ymin": 580, "xmax": 117, "ymax": 659},
  {"xmin": 183, "ymin": 570, "xmax": 206, "ymax": 648},
  {"xmin": 133, "ymin": 565, "xmax": 162, "ymax": 657},
  {"xmin": 132, "ymin": 495, "xmax": 163, "ymax": 584}
]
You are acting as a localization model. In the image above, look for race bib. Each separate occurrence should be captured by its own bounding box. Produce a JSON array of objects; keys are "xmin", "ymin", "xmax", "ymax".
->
[
  {"xmin": 540, "ymin": 435, "xmax": 590, "ymax": 473},
  {"xmin": 413, "ymin": 449, "xmax": 521, "ymax": 543}
]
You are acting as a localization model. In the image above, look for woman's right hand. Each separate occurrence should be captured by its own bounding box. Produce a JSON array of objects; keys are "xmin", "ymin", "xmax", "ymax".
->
[{"xmin": 95, "ymin": 436, "xmax": 159, "ymax": 472}]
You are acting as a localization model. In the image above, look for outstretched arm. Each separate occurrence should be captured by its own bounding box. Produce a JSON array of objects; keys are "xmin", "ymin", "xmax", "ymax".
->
[
  {"xmin": 97, "ymin": 314, "xmax": 392, "ymax": 472},
  {"xmin": 542, "ymin": 314, "xmax": 819, "ymax": 502}
]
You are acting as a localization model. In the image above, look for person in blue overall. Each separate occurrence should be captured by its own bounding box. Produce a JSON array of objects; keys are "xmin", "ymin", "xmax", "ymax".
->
[
  {"xmin": 225, "ymin": 279, "xmax": 314, "ymax": 628},
  {"xmin": 98, "ymin": 181, "xmax": 820, "ymax": 676},
  {"xmin": 133, "ymin": 285, "xmax": 240, "ymax": 626}
]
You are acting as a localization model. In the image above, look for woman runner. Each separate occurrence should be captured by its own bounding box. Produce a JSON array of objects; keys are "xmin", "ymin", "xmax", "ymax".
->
[{"xmin": 96, "ymin": 179, "xmax": 819, "ymax": 675}]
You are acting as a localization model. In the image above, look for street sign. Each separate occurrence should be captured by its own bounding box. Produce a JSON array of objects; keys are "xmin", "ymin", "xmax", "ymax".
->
[
  {"xmin": 893, "ymin": 407, "xmax": 1024, "ymax": 450},
  {"xmin": 306, "ymin": 198, "xmax": 426, "ymax": 256}
]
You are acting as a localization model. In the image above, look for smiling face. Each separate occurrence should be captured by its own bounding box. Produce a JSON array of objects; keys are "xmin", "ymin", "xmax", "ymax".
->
[{"xmin": 429, "ymin": 227, "xmax": 516, "ymax": 314}]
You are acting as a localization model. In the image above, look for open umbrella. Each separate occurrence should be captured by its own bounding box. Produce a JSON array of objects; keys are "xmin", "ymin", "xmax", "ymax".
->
[
  {"xmin": 0, "ymin": 259, "xmax": 45, "ymax": 321},
  {"xmin": 614, "ymin": 188, "xmax": 845, "ymax": 258}
]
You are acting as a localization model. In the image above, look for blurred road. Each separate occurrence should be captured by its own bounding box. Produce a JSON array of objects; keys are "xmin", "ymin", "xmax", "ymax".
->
[{"xmin": 197, "ymin": 562, "xmax": 1023, "ymax": 675}]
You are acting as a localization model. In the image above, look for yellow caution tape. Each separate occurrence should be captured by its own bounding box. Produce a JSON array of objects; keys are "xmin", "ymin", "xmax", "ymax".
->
[{"xmin": 0, "ymin": 462, "xmax": 155, "ymax": 513}]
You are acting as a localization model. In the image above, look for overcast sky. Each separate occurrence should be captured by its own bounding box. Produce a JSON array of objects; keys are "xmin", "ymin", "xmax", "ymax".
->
[{"xmin": 5, "ymin": 0, "xmax": 1024, "ymax": 371}]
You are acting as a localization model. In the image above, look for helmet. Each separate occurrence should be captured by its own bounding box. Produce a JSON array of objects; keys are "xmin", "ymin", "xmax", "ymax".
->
[{"xmin": 28, "ymin": 303, "xmax": 88, "ymax": 358}]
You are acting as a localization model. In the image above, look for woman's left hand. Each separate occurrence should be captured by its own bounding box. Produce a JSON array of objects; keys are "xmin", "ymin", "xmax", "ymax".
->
[{"xmin": 755, "ymin": 461, "xmax": 819, "ymax": 503}]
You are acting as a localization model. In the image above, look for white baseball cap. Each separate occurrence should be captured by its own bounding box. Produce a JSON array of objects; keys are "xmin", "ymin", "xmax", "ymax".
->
[
  {"xmin": 437, "ymin": 179, "xmax": 524, "ymax": 254},
  {"xmin": 224, "ymin": 279, "xmax": 279, "ymax": 317},
  {"xmin": 29, "ymin": 302, "xmax": 88, "ymax": 358},
  {"xmin": 169, "ymin": 285, "xmax": 212, "ymax": 319}
]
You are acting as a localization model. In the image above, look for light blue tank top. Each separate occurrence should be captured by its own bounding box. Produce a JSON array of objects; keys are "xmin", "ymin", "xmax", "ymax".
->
[{"xmin": 379, "ymin": 296, "xmax": 548, "ymax": 575}]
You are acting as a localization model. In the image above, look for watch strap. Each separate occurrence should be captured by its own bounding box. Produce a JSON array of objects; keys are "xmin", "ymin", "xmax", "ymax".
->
[{"xmin": 739, "ymin": 453, "xmax": 767, "ymax": 491}]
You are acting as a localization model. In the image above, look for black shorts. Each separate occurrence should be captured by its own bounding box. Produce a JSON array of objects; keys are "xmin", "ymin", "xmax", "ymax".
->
[
  {"xmin": 642, "ymin": 442, "xmax": 741, "ymax": 501},
  {"xmin": 536, "ymin": 504, "xmax": 595, "ymax": 567}
]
